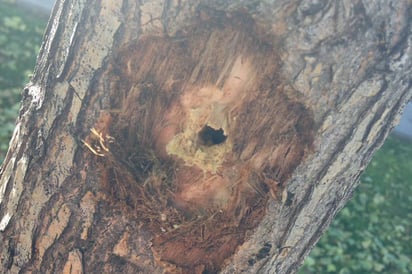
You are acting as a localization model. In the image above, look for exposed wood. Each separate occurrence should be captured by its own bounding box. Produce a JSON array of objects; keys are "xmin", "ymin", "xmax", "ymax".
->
[{"xmin": 0, "ymin": 0, "xmax": 411, "ymax": 273}]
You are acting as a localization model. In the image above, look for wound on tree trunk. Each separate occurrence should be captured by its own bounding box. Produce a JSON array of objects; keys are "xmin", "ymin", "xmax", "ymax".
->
[
  {"xmin": 1, "ymin": 1, "xmax": 411, "ymax": 273},
  {"xmin": 80, "ymin": 11, "xmax": 314, "ymax": 273}
]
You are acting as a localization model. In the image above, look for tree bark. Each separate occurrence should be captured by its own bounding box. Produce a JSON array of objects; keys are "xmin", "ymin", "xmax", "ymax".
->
[{"xmin": 0, "ymin": 0, "xmax": 411, "ymax": 273}]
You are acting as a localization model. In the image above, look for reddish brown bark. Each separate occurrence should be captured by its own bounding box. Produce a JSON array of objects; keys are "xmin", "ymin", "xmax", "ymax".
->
[{"xmin": 0, "ymin": 1, "xmax": 411, "ymax": 273}]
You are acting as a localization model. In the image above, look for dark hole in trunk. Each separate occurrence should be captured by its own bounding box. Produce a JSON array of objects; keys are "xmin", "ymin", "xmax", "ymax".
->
[{"xmin": 198, "ymin": 125, "xmax": 227, "ymax": 146}]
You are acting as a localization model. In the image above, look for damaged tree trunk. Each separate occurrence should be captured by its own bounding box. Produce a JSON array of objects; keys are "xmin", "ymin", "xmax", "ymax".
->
[{"xmin": 1, "ymin": 0, "xmax": 411, "ymax": 273}]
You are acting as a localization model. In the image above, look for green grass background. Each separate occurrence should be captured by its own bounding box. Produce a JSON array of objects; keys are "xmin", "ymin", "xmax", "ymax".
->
[
  {"xmin": 0, "ymin": 1, "xmax": 411, "ymax": 273},
  {"xmin": 0, "ymin": 0, "xmax": 46, "ymax": 157}
]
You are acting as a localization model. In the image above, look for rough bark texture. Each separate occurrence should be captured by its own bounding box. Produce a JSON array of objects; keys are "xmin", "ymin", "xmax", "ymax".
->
[{"xmin": 0, "ymin": 0, "xmax": 411, "ymax": 273}]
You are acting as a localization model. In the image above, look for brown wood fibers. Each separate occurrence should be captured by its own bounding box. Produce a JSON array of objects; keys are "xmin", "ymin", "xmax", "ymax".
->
[{"xmin": 86, "ymin": 10, "xmax": 315, "ymax": 273}]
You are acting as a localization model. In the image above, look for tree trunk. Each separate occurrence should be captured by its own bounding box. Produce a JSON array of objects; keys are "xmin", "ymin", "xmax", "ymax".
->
[{"xmin": 1, "ymin": 0, "xmax": 411, "ymax": 273}]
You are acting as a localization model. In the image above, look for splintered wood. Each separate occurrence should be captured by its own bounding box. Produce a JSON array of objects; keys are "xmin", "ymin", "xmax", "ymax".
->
[{"xmin": 86, "ymin": 10, "xmax": 314, "ymax": 273}]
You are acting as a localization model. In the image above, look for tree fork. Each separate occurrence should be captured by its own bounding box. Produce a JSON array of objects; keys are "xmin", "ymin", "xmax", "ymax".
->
[{"xmin": 0, "ymin": 1, "xmax": 411, "ymax": 273}]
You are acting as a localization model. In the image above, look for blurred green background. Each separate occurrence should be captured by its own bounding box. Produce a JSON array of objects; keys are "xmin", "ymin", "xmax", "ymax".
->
[
  {"xmin": 0, "ymin": 0, "xmax": 46, "ymax": 157},
  {"xmin": 0, "ymin": 1, "xmax": 411, "ymax": 273}
]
